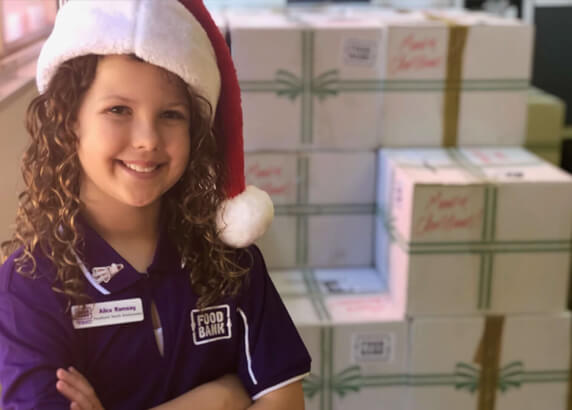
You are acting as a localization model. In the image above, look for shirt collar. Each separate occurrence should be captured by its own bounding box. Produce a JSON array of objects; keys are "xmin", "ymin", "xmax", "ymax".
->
[{"xmin": 76, "ymin": 216, "xmax": 182, "ymax": 296}]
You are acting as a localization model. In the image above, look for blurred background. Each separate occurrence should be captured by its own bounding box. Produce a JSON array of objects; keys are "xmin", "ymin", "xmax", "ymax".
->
[{"xmin": 0, "ymin": 0, "xmax": 571, "ymax": 409}]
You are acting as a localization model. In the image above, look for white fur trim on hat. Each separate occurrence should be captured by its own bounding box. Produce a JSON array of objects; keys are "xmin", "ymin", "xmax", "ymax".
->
[
  {"xmin": 36, "ymin": 0, "xmax": 220, "ymax": 110},
  {"xmin": 216, "ymin": 186, "xmax": 274, "ymax": 249}
]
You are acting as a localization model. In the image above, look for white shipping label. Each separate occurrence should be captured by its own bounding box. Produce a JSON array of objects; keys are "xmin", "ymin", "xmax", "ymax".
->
[
  {"xmin": 71, "ymin": 298, "xmax": 144, "ymax": 330},
  {"xmin": 352, "ymin": 332, "xmax": 394, "ymax": 364},
  {"xmin": 342, "ymin": 38, "xmax": 379, "ymax": 67}
]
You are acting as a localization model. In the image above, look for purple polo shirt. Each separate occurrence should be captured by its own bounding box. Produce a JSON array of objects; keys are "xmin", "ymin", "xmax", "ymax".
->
[{"xmin": 0, "ymin": 222, "xmax": 311, "ymax": 409}]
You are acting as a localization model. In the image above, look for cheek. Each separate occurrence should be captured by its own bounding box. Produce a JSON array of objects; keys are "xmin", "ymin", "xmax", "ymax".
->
[
  {"xmin": 77, "ymin": 125, "xmax": 124, "ymax": 160},
  {"xmin": 171, "ymin": 133, "xmax": 191, "ymax": 170}
]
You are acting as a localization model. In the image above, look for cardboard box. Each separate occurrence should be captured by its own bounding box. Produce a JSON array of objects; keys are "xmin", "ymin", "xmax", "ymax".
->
[
  {"xmin": 271, "ymin": 268, "xmax": 387, "ymax": 299},
  {"xmin": 526, "ymin": 147, "xmax": 561, "ymax": 167},
  {"xmin": 525, "ymin": 87, "xmax": 566, "ymax": 166},
  {"xmin": 246, "ymin": 151, "xmax": 376, "ymax": 268},
  {"xmin": 205, "ymin": 0, "xmax": 285, "ymax": 10},
  {"xmin": 228, "ymin": 10, "xmax": 385, "ymax": 150},
  {"xmin": 376, "ymin": 147, "xmax": 572, "ymax": 316},
  {"xmin": 229, "ymin": 8, "xmax": 532, "ymax": 149},
  {"xmin": 271, "ymin": 269, "xmax": 408, "ymax": 410},
  {"xmin": 373, "ymin": 10, "xmax": 533, "ymax": 147},
  {"xmin": 271, "ymin": 270, "xmax": 571, "ymax": 410},
  {"xmin": 408, "ymin": 314, "xmax": 571, "ymax": 410}
]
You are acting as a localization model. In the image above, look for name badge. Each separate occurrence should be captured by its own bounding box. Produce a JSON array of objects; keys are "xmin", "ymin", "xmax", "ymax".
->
[{"xmin": 71, "ymin": 298, "xmax": 144, "ymax": 330}]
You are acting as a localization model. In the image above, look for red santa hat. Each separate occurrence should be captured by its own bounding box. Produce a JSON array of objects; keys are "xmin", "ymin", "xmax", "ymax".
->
[{"xmin": 37, "ymin": 0, "xmax": 274, "ymax": 248}]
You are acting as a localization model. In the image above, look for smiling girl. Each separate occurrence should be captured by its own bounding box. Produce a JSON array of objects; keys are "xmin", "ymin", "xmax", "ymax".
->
[{"xmin": 0, "ymin": 1, "xmax": 310, "ymax": 409}]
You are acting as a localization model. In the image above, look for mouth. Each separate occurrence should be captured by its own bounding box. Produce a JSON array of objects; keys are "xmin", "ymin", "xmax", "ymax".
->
[{"xmin": 117, "ymin": 160, "xmax": 163, "ymax": 174}]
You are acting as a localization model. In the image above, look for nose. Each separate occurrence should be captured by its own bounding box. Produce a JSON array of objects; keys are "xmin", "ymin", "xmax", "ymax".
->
[{"xmin": 132, "ymin": 117, "xmax": 161, "ymax": 151}]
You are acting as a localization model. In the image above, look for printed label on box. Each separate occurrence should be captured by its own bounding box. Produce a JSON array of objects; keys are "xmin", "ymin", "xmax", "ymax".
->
[
  {"xmin": 342, "ymin": 37, "xmax": 378, "ymax": 67},
  {"xmin": 351, "ymin": 332, "xmax": 394, "ymax": 375},
  {"xmin": 389, "ymin": 33, "xmax": 444, "ymax": 76},
  {"xmin": 413, "ymin": 190, "xmax": 484, "ymax": 238}
]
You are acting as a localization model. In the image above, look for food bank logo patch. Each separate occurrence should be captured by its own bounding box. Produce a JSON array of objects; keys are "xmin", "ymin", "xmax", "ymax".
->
[{"xmin": 190, "ymin": 305, "xmax": 232, "ymax": 345}]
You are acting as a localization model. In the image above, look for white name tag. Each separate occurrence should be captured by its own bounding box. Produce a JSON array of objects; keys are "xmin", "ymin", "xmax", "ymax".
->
[{"xmin": 71, "ymin": 298, "xmax": 144, "ymax": 329}]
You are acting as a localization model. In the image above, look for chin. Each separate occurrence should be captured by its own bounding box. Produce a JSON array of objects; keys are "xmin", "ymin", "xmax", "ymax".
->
[{"xmin": 123, "ymin": 196, "xmax": 161, "ymax": 209}]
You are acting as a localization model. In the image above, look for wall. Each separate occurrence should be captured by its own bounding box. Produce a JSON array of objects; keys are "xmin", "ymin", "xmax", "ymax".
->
[{"xmin": 0, "ymin": 83, "xmax": 37, "ymax": 244}]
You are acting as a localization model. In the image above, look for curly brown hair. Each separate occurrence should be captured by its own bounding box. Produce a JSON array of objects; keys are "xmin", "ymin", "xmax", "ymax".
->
[{"xmin": 1, "ymin": 54, "xmax": 249, "ymax": 308}]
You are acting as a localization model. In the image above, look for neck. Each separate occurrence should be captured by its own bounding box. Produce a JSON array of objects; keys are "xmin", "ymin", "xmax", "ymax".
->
[
  {"xmin": 80, "ymin": 199, "xmax": 162, "ymax": 273},
  {"xmin": 80, "ymin": 196, "xmax": 161, "ymax": 244}
]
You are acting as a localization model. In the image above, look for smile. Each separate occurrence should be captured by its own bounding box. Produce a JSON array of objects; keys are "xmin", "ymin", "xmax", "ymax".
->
[
  {"xmin": 118, "ymin": 160, "xmax": 163, "ymax": 175},
  {"xmin": 123, "ymin": 162, "xmax": 158, "ymax": 173}
]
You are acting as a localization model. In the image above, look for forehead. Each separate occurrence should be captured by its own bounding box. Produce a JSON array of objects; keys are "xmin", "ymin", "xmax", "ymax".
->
[{"xmin": 88, "ymin": 55, "xmax": 189, "ymax": 102}]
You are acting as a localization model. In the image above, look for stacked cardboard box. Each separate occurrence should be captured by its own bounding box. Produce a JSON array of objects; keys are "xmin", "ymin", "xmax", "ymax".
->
[
  {"xmin": 227, "ymin": 9, "xmax": 384, "ymax": 270},
  {"xmin": 245, "ymin": 151, "xmax": 376, "ymax": 269},
  {"xmin": 270, "ymin": 267, "xmax": 572, "ymax": 410},
  {"xmin": 376, "ymin": 147, "xmax": 572, "ymax": 316},
  {"xmin": 370, "ymin": 9, "xmax": 533, "ymax": 147},
  {"xmin": 407, "ymin": 314, "xmax": 571, "ymax": 410},
  {"xmin": 228, "ymin": 9, "xmax": 385, "ymax": 151},
  {"xmin": 222, "ymin": 8, "xmax": 572, "ymax": 410},
  {"xmin": 525, "ymin": 87, "xmax": 566, "ymax": 165},
  {"xmin": 375, "ymin": 146, "xmax": 572, "ymax": 409},
  {"xmin": 229, "ymin": 8, "xmax": 533, "ymax": 149},
  {"xmin": 270, "ymin": 269, "xmax": 408, "ymax": 410},
  {"xmin": 227, "ymin": 10, "xmax": 409, "ymax": 408}
]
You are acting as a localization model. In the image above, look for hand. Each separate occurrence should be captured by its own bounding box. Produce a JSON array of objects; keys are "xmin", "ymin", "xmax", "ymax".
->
[{"xmin": 56, "ymin": 367, "xmax": 104, "ymax": 410}]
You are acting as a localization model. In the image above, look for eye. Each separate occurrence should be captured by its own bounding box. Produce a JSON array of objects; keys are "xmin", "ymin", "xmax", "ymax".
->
[
  {"xmin": 107, "ymin": 106, "xmax": 131, "ymax": 116},
  {"xmin": 162, "ymin": 110, "xmax": 186, "ymax": 120}
]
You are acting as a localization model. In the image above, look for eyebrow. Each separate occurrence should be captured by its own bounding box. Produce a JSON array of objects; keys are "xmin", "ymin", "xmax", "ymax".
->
[
  {"xmin": 100, "ymin": 95, "xmax": 189, "ymax": 108},
  {"xmin": 100, "ymin": 95, "xmax": 135, "ymax": 103}
]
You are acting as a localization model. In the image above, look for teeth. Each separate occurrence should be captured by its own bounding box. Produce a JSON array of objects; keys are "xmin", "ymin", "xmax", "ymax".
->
[{"xmin": 123, "ymin": 162, "xmax": 158, "ymax": 173}]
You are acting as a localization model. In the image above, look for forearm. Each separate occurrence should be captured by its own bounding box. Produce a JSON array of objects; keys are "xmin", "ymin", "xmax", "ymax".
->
[
  {"xmin": 246, "ymin": 382, "xmax": 305, "ymax": 410},
  {"xmin": 247, "ymin": 396, "xmax": 304, "ymax": 410},
  {"xmin": 150, "ymin": 385, "xmax": 235, "ymax": 410},
  {"xmin": 150, "ymin": 374, "xmax": 251, "ymax": 410}
]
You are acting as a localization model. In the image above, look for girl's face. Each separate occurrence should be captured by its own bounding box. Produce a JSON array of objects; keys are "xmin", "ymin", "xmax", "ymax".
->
[{"xmin": 74, "ymin": 55, "xmax": 192, "ymax": 210}]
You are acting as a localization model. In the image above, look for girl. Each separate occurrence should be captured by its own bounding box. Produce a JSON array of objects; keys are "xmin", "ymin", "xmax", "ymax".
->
[{"xmin": 0, "ymin": 0, "xmax": 311, "ymax": 409}]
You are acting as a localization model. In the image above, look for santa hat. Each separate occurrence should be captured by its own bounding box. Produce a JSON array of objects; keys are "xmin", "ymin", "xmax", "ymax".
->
[{"xmin": 36, "ymin": 0, "xmax": 274, "ymax": 248}]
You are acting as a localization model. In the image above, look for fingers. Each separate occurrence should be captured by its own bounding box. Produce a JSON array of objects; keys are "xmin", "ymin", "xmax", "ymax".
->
[
  {"xmin": 69, "ymin": 367, "xmax": 95, "ymax": 393},
  {"xmin": 56, "ymin": 379, "xmax": 90, "ymax": 409},
  {"xmin": 57, "ymin": 367, "xmax": 95, "ymax": 398},
  {"xmin": 56, "ymin": 367, "xmax": 103, "ymax": 410}
]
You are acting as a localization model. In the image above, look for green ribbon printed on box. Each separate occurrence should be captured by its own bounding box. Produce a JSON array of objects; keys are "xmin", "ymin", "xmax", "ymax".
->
[
  {"xmin": 239, "ymin": 29, "xmax": 528, "ymax": 145},
  {"xmin": 407, "ymin": 361, "xmax": 567, "ymax": 389},
  {"xmin": 301, "ymin": 328, "xmax": 568, "ymax": 409},
  {"xmin": 302, "ymin": 327, "xmax": 409, "ymax": 410},
  {"xmin": 272, "ymin": 155, "xmax": 375, "ymax": 267},
  {"xmin": 379, "ymin": 149, "xmax": 572, "ymax": 311},
  {"xmin": 295, "ymin": 273, "xmax": 568, "ymax": 409}
]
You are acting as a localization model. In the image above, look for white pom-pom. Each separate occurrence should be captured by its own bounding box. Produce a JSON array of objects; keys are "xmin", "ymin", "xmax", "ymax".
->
[{"xmin": 216, "ymin": 185, "xmax": 274, "ymax": 248}]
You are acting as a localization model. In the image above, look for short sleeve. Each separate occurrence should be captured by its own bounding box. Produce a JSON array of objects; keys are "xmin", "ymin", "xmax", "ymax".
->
[
  {"xmin": 0, "ymin": 258, "xmax": 76, "ymax": 409},
  {"xmin": 235, "ymin": 246, "xmax": 311, "ymax": 400}
]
